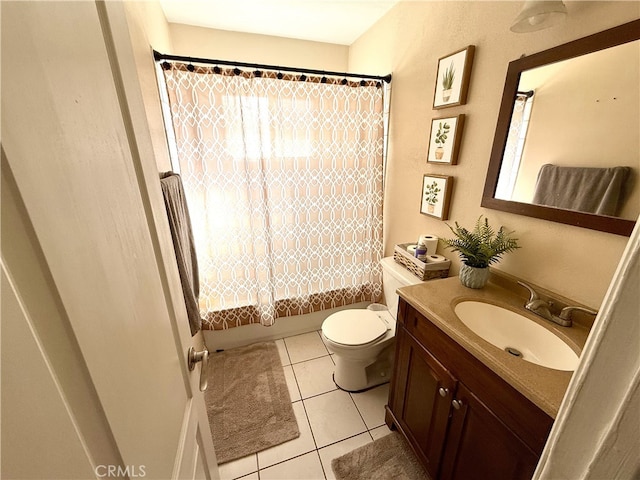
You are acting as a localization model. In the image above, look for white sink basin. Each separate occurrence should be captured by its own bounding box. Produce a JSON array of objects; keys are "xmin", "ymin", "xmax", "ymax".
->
[{"xmin": 454, "ymin": 301, "xmax": 579, "ymax": 371}]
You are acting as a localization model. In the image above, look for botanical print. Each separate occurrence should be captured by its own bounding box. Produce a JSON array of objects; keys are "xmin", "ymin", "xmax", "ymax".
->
[
  {"xmin": 427, "ymin": 114, "xmax": 465, "ymax": 164},
  {"xmin": 441, "ymin": 63, "xmax": 455, "ymax": 102},
  {"xmin": 434, "ymin": 122, "xmax": 450, "ymax": 159},
  {"xmin": 420, "ymin": 174, "xmax": 453, "ymax": 220},
  {"xmin": 423, "ymin": 180, "xmax": 441, "ymax": 212},
  {"xmin": 433, "ymin": 46, "xmax": 475, "ymax": 109}
]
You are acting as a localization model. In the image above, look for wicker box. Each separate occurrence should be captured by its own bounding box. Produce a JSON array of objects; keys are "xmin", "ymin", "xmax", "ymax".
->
[{"xmin": 393, "ymin": 243, "xmax": 451, "ymax": 281}]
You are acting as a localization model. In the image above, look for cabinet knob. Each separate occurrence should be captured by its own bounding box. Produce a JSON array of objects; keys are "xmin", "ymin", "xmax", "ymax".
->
[
  {"xmin": 438, "ymin": 387, "xmax": 449, "ymax": 397},
  {"xmin": 452, "ymin": 399, "xmax": 463, "ymax": 410}
]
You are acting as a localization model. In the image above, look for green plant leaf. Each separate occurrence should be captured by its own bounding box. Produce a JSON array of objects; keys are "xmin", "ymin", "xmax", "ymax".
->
[
  {"xmin": 442, "ymin": 62, "xmax": 456, "ymax": 90},
  {"xmin": 441, "ymin": 215, "xmax": 520, "ymax": 268}
]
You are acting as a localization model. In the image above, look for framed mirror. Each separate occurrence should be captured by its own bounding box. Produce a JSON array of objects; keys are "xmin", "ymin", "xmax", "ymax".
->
[{"xmin": 482, "ymin": 19, "xmax": 639, "ymax": 236}]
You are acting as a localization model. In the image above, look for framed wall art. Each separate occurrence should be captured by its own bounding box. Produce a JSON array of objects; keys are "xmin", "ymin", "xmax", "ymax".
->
[
  {"xmin": 433, "ymin": 46, "xmax": 475, "ymax": 109},
  {"xmin": 427, "ymin": 114, "xmax": 465, "ymax": 165},
  {"xmin": 420, "ymin": 174, "xmax": 453, "ymax": 220}
]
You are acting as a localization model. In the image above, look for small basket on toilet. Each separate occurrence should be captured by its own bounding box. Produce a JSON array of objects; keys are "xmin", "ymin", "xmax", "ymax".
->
[{"xmin": 393, "ymin": 243, "xmax": 450, "ymax": 281}]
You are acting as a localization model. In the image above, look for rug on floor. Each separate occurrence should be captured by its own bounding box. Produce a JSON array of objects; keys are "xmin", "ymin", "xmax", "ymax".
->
[
  {"xmin": 205, "ymin": 341, "xmax": 300, "ymax": 464},
  {"xmin": 332, "ymin": 432, "xmax": 428, "ymax": 480}
]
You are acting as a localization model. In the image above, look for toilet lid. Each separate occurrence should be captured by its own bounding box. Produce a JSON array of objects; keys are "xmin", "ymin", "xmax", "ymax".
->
[{"xmin": 322, "ymin": 310, "xmax": 388, "ymax": 346}]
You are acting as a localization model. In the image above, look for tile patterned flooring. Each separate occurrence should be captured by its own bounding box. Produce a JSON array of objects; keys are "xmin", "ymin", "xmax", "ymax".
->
[{"xmin": 217, "ymin": 331, "xmax": 392, "ymax": 480}]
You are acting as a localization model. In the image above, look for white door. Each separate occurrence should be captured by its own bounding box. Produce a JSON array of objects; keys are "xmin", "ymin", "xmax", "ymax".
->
[{"xmin": 1, "ymin": 2, "xmax": 218, "ymax": 479}]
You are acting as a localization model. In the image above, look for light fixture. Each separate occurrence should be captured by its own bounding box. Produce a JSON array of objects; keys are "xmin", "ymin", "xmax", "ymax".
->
[{"xmin": 510, "ymin": 1, "xmax": 568, "ymax": 33}]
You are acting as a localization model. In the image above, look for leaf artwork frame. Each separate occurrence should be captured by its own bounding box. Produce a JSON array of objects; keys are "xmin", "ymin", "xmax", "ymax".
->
[
  {"xmin": 433, "ymin": 46, "xmax": 475, "ymax": 109},
  {"xmin": 420, "ymin": 174, "xmax": 453, "ymax": 220},
  {"xmin": 427, "ymin": 114, "xmax": 466, "ymax": 165}
]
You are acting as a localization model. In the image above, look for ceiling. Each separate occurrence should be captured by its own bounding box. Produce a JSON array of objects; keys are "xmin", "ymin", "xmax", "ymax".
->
[{"xmin": 158, "ymin": 0, "xmax": 400, "ymax": 46}]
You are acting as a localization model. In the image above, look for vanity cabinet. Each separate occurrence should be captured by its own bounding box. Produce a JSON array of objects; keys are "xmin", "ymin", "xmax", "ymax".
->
[
  {"xmin": 386, "ymin": 299, "xmax": 553, "ymax": 480},
  {"xmin": 439, "ymin": 382, "xmax": 538, "ymax": 479}
]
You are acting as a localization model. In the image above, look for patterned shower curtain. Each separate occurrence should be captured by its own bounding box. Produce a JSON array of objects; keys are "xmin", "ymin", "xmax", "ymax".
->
[{"xmin": 162, "ymin": 63, "xmax": 384, "ymax": 329}]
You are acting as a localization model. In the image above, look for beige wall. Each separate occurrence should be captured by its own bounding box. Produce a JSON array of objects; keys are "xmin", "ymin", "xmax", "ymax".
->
[
  {"xmin": 349, "ymin": 1, "xmax": 640, "ymax": 307},
  {"xmin": 124, "ymin": 1, "xmax": 174, "ymax": 172},
  {"xmin": 169, "ymin": 23, "xmax": 349, "ymax": 71}
]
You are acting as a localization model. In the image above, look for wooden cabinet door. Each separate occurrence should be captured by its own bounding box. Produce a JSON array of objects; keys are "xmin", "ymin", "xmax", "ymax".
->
[
  {"xmin": 440, "ymin": 383, "xmax": 539, "ymax": 480},
  {"xmin": 392, "ymin": 325, "xmax": 457, "ymax": 479}
]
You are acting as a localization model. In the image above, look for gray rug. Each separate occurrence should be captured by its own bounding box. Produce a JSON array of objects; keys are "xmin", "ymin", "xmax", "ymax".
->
[
  {"xmin": 205, "ymin": 341, "xmax": 300, "ymax": 464},
  {"xmin": 332, "ymin": 432, "xmax": 428, "ymax": 480}
]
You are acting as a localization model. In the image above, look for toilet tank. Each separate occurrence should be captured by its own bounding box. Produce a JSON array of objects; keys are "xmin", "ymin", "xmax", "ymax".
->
[{"xmin": 380, "ymin": 256, "xmax": 426, "ymax": 319}]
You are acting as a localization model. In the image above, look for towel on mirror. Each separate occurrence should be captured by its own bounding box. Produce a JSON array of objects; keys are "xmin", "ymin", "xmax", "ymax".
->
[
  {"xmin": 532, "ymin": 164, "xmax": 630, "ymax": 217},
  {"xmin": 160, "ymin": 172, "xmax": 201, "ymax": 335}
]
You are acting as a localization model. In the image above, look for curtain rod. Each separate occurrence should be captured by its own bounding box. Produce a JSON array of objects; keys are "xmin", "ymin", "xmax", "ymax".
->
[{"xmin": 153, "ymin": 50, "xmax": 392, "ymax": 84}]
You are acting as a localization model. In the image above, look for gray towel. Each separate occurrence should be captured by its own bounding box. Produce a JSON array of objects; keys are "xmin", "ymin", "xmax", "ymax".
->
[
  {"xmin": 532, "ymin": 164, "xmax": 630, "ymax": 217},
  {"xmin": 160, "ymin": 172, "xmax": 201, "ymax": 335}
]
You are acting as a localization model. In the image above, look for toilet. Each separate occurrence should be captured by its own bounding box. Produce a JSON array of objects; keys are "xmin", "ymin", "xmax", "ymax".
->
[{"xmin": 321, "ymin": 256, "xmax": 427, "ymax": 392}]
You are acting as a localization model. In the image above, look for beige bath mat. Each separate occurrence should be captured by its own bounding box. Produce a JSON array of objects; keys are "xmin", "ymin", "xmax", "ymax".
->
[
  {"xmin": 205, "ymin": 341, "xmax": 299, "ymax": 464},
  {"xmin": 332, "ymin": 432, "xmax": 427, "ymax": 480}
]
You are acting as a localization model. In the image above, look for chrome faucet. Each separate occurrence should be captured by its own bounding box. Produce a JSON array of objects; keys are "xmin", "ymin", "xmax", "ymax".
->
[
  {"xmin": 556, "ymin": 305, "xmax": 599, "ymax": 326},
  {"xmin": 517, "ymin": 281, "xmax": 597, "ymax": 327},
  {"xmin": 518, "ymin": 281, "xmax": 556, "ymax": 322}
]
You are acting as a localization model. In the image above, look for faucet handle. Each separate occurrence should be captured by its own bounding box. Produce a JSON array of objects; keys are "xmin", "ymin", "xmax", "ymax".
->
[
  {"xmin": 559, "ymin": 305, "xmax": 598, "ymax": 321},
  {"xmin": 517, "ymin": 281, "xmax": 539, "ymax": 303}
]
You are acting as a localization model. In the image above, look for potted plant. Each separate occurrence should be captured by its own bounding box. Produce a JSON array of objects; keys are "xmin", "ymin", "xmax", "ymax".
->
[
  {"xmin": 441, "ymin": 216, "xmax": 520, "ymax": 289},
  {"xmin": 434, "ymin": 122, "xmax": 450, "ymax": 160},
  {"xmin": 424, "ymin": 181, "xmax": 441, "ymax": 213},
  {"xmin": 442, "ymin": 62, "xmax": 455, "ymax": 102}
]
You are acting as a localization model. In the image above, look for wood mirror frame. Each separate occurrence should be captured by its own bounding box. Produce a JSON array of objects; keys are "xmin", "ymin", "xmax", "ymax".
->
[{"xmin": 482, "ymin": 19, "xmax": 640, "ymax": 237}]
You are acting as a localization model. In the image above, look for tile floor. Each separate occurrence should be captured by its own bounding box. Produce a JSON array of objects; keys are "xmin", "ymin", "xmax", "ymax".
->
[{"xmin": 217, "ymin": 331, "xmax": 393, "ymax": 480}]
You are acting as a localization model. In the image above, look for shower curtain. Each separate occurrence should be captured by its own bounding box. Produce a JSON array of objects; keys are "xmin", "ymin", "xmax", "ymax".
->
[{"xmin": 162, "ymin": 62, "xmax": 385, "ymax": 329}]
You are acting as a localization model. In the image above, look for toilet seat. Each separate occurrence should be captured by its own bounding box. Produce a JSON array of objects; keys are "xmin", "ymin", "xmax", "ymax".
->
[{"xmin": 322, "ymin": 310, "xmax": 388, "ymax": 346}]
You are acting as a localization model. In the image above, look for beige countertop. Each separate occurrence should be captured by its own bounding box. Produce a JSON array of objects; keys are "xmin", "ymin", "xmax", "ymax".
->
[{"xmin": 397, "ymin": 272, "xmax": 592, "ymax": 418}]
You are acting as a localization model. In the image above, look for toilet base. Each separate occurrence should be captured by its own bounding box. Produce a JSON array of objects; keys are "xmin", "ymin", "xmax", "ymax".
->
[{"xmin": 331, "ymin": 343, "xmax": 395, "ymax": 392}]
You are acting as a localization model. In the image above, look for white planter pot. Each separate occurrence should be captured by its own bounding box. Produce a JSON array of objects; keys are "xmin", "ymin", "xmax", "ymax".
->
[{"xmin": 459, "ymin": 264, "xmax": 490, "ymax": 289}]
